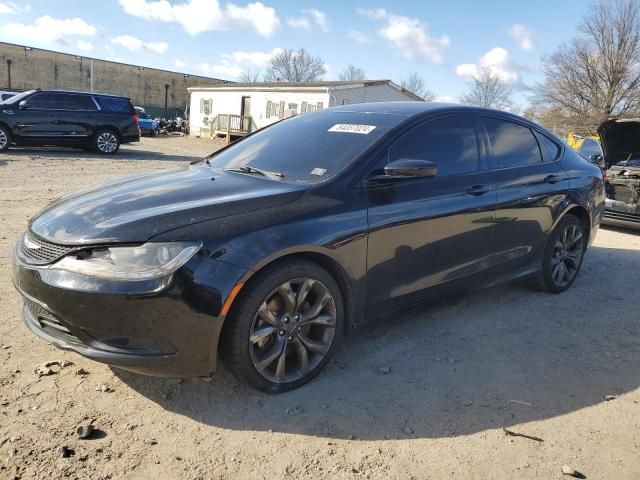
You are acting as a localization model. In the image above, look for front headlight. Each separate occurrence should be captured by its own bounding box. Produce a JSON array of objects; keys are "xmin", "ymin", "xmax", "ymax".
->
[{"xmin": 52, "ymin": 242, "xmax": 201, "ymax": 280}]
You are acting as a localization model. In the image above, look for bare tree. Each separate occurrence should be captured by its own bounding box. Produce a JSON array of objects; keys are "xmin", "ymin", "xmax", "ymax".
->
[
  {"xmin": 238, "ymin": 69, "xmax": 262, "ymax": 83},
  {"xmin": 459, "ymin": 68, "xmax": 513, "ymax": 109},
  {"xmin": 339, "ymin": 65, "xmax": 366, "ymax": 81},
  {"xmin": 264, "ymin": 49, "xmax": 326, "ymax": 82},
  {"xmin": 400, "ymin": 72, "xmax": 436, "ymax": 101},
  {"xmin": 532, "ymin": 0, "xmax": 640, "ymax": 133}
]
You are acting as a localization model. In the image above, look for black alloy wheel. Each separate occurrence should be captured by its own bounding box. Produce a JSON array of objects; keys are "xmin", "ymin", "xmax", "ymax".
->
[
  {"xmin": 221, "ymin": 260, "xmax": 343, "ymax": 393},
  {"xmin": 0, "ymin": 124, "xmax": 11, "ymax": 152},
  {"xmin": 530, "ymin": 214, "xmax": 587, "ymax": 293}
]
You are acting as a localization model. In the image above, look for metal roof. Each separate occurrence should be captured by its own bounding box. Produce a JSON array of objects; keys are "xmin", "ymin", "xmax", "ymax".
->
[{"xmin": 188, "ymin": 80, "xmax": 424, "ymax": 101}]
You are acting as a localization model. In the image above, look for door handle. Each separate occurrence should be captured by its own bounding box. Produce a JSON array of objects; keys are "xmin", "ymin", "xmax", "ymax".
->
[
  {"xmin": 466, "ymin": 185, "xmax": 491, "ymax": 196},
  {"xmin": 544, "ymin": 175, "xmax": 562, "ymax": 184}
]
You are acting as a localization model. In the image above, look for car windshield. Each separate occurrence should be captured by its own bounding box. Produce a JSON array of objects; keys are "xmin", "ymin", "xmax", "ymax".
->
[
  {"xmin": 2, "ymin": 90, "xmax": 36, "ymax": 105},
  {"xmin": 205, "ymin": 110, "xmax": 405, "ymax": 185}
]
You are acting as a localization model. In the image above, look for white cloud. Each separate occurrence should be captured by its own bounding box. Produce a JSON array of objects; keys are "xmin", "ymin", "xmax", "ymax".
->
[
  {"xmin": 1, "ymin": 15, "xmax": 96, "ymax": 45},
  {"xmin": 357, "ymin": 8, "xmax": 449, "ymax": 64},
  {"xmin": 112, "ymin": 34, "xmax": 168, "ymax": 54},
  {"xmin": 174, "ymin": 59, "xmax": 187, "ymax": 69},
  {"xmin": 198, "ymin": 47, "xmax": 282, "ymax": 79},
  {"xmin": 356, "ymin": 7, "xmax": 387, "ymax": 20},
  {"xmin": 118, "ymin": 0, "xmax": 280, "ymax": 37},
  {"xmin": 77, "ymin": 40, "xmax": 94, "ymax": 51},
  {"xmin": 456, "ymin": 47, "xmax": 520, "ymax": 84},
  {"xmin": 509, "ymin": 23, "xmax": 534, "ymax": 51},
  {"xmin": 306, "ymin": 9, "xmax": 327, "ymax": 32},
  {"xmin": 348, "ymin": 30, "xmax": 369, "ymax": 44},
  {"xmin": 434, "ymin": 95, "xmax": 459, "ymax": 103},
  {"xmin": 287, "ymin": 17, "xmax": 311, "ymax": 31},
  {"xmin": 0, "ymin": 2, "xmax": 18, "ymax": 14},
  {"xmin": 286, "ymin": 8, "xmax": 327, "ymax": 32}
]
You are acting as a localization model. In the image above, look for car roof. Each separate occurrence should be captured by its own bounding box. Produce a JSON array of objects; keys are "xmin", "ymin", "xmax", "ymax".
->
[
  {"xmin": 36, "ymin": 89, "xmax": 130, "ymax": 100},
  {"xmin": 329, "ymin": 102, "xmax": 544, "ymax": 130},
  {"xmin": 330, "ymin": 101, "xmax": 526, "ymax": 119}
]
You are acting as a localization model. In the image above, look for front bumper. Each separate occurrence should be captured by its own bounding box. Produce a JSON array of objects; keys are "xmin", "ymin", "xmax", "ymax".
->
[{"xmin": 11, "ymin": 246, "xmax": 248, "ymax": 377}]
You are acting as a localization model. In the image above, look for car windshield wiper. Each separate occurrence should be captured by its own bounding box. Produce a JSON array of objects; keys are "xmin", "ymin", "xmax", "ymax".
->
[{"xmin": 223, "ymin": 165, "xmax": 285, "ymax": 180}]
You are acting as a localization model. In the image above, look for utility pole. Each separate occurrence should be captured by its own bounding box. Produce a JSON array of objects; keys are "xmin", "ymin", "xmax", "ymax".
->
[
  {"xmin": 90, "ymin": 59, "xmax": 94, "ymax": 92},
  {"xmin": 164, "ymin": 83, "xmax": 169, "ymax": 117}
]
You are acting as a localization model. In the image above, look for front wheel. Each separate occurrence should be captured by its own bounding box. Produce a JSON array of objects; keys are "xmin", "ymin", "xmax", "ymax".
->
[
  {"xmin": 93, "ymin": 129, "xmax": 120, "ymax": 154},
  {"xmin": 0, "ymin": 124, "xmax": 11, "ymax": 152},
  {"xmin": 529, "ymin": 214, "xmax": 587, "ymax": 293},
  {"xmin": 220, "ymin": 260, "xmax": 343, "ymax": 393}
]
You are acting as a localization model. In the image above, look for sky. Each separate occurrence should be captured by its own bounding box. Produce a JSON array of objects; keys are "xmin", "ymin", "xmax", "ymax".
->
[{"xmin": 0, "ymin": 0, "xmax": 594, "ymax": 106}]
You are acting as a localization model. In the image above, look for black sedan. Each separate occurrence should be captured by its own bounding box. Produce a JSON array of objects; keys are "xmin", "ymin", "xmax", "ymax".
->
[{"xmin": 12, "ymin": 103, "xmax": 605, "ymax": 392}]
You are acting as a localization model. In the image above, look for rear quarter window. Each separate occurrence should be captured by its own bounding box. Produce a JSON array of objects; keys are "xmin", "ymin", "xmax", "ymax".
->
[{"xmin": 96, "ymin": 96, "xmax": 133, "ymax": 113}]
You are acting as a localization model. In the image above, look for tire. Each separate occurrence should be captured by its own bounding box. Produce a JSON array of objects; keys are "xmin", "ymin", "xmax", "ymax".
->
[
  {"xmin": 220, "ymin": 259, "xmax": 343, "ymax": 393},
  {"xmin": 528, "ymin": 214, "xmax": 587, "ymax": 293},
  {"xmin": 0, "ymin": 124, "xmax": 11, "ymax": 152},
  {"xmin": 93, "ymin": 129, "xmax": 120, "ymax": 154}
]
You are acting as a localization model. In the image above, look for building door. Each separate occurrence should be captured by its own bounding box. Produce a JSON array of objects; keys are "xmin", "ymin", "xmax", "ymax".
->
[{"xmin": 240, "ymin": 96, "xmax": 251, "ymax": 131}]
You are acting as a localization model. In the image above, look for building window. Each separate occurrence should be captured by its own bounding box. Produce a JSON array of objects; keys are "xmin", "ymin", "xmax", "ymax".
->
[
  {"xmin": 288, "ymin": 103, "xmax": 298, "ymax": 112},
  {"xmin": 306, "ymin": 104, "xmax": 316, "ymax": 112},
  {"xmin": 301, "ymin": 101, "xmax": 308, "ymax": 113},
  {"xmin": 317, "ymin": 102, "xmax": 323, "ymax": 110},
  {"xmin": 200, "ymin": 98, "xmax": 212, "ymax": 115},
  {"xmin": 279, "ymin": 101, "xmax": 285, "ymax": 118},
  {"xmin": 266, "ymin": 100, "xmax": 272, "ymax": 118},
  {"xmin": 270, "ymin": 101, "xmax": 279, "ymax": 118}
]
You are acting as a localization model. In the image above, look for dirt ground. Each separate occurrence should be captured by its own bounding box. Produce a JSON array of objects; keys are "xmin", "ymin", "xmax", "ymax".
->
[{"xmin": 0, "ymin": 136, "xmax": 639, "ymax": 480}]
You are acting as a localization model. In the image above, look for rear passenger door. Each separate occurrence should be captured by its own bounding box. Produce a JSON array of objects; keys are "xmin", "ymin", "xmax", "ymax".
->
[{"xmin": 481, "ymin": 116, "xmax": 568, "ymax": 272}]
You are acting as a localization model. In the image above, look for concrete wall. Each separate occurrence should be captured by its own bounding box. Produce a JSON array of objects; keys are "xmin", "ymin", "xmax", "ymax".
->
[
  {"xmin": 189, "ymin": 89, "xmax": 330, "ymax": 135},
  {"xmin": 0, "ymin": 42, "xmax": 226, "ymax": 114}
]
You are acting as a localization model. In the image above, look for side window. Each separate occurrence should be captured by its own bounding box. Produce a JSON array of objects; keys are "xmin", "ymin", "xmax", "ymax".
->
[
  {"xmin": 95, "ymin": 96, "xmax": 132, "ymax": 113},
  {"xmin": 27, "ymin": 93, "xmax": 59, "ymax": 109},
  {"xmin": 577, "ymin": 138, "xmax": 602, "ymax": 159},
  {"xmin": 484, "ymin": 117, "xmax": 542, "ymax": 168},
  {"xmin": 389, "ymin": 115, "xmax": 480, "ymax": 176},
  {"xmin": 536, "ymin": 132, "xmax": 561, "ymax": 161},
  {"xmin": 57, "ymin": 94, "xmax": 97, "ymax": 111}
]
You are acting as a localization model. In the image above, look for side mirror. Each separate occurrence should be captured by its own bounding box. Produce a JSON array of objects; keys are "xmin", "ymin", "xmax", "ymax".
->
[
  {"xmin": 588, "ymin": 154, "xmax": 604, "ymax": 167},
  {"xmin": 18, "ymin": 100, "xmax": 28, "ymax": 110},
  {"xmin": 383, "ymin": 158, "xmax": 438, "ymax": 178}
]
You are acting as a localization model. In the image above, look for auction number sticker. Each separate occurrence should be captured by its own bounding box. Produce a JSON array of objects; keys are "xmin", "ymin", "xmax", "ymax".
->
[{"xmin": 328, "ymin": 124, "xmax": 376, "ymax": 134}]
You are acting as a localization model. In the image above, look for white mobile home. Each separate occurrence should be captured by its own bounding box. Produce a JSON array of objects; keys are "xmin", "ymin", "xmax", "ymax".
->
[{"xmin": 187, "ymin": 80, "xmax": 422, "ymax": 138}]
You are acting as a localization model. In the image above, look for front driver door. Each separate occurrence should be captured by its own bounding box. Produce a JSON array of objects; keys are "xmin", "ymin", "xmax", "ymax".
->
[
  {"xmin": 14, "ymin": 92, "xmax": 62, "ymax": 141},
  {"xmin": 365, "ymin": 114, "xmax": 497, "ymax": 316}
]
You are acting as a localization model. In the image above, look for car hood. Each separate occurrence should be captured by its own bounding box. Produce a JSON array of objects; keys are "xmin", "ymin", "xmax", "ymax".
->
[
  {"xmin": 598, "ymin": 119, "xmax": 640, "ymax": 167},
  {"xmin": 29, "ymin": 165, "xmax": 307, "ymax": 245}
]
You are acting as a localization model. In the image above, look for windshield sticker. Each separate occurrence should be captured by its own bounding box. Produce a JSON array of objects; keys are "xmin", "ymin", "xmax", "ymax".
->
[
  {"xmin": 328, "ymin": 124, "xmax": 376, "ymax": 134},
  {"xmin": 311, "ymin": 167, "xmax": 327, "ymax": 176}
]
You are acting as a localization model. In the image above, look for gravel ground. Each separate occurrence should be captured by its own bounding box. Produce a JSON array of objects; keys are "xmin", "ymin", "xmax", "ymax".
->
[{"xmin": 0, "ymin": 136, "xmax": 639, "ymax": 480}]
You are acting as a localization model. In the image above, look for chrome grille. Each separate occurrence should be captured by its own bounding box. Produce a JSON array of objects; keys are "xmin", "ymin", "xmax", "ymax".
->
[{"xmin": 18, "ymin": 231, "xmax": 81, "ymax": 265}]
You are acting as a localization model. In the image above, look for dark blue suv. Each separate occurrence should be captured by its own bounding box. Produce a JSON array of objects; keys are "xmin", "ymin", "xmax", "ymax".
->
[{"xmin": 0, "ymin": 89, "xmax": 140, "ymax": 154}]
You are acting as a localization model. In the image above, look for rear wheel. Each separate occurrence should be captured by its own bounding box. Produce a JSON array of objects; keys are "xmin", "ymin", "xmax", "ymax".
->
[
  {"xmin": 93, "ymin": 129, "xmax": 120, "ymax": 154},
  {"xmin": 220, "ymin": 259, "xmax": 343, "ymax": 393},
  {"xmin": 0, "ymin": 125, "xmax": 11, "ymax": 152},
  {"xmin": 528, "ymin": 214, "xmax": 586, "ymax": 293}
]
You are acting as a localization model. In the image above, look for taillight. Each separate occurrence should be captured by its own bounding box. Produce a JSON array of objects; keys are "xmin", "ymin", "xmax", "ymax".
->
[{"xmin": 133, "ymin": 112, "xmax": 139, "ymax": 125}]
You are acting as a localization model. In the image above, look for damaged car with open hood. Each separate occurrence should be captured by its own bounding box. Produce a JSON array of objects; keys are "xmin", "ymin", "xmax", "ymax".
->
[{"xmin": 598, "ymin": 118, "xmax": 640, "ymax": 230}]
